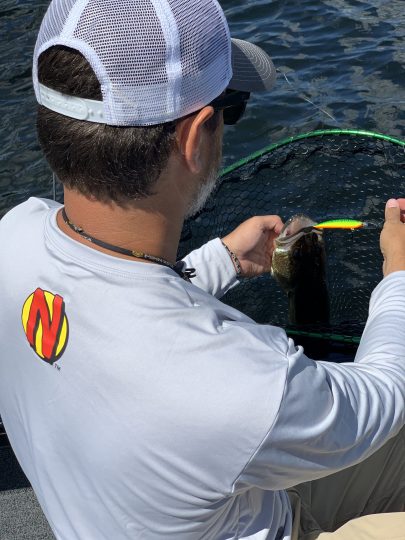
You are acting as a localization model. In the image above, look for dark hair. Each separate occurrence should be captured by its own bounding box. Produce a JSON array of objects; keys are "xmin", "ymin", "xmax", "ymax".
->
[{"xmin": 37, "ymin": 46, "xmax": 220, "ymax": 205}]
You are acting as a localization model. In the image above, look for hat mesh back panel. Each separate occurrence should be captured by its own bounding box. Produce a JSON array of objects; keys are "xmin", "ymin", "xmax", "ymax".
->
[
  {"xmin": 73, "ymin": 0, "xmax": 168, "ymax": 124},
  {"xmin": 74, "ymin": 0, "xmax": 168, "ymax": 87},
  {"xmin": 168, "ymin": 0, "xmax": 231, "ymax": 112},
  {"xmin": 34, "ymin": 0, "xmax": 232, "ymax": 125}
]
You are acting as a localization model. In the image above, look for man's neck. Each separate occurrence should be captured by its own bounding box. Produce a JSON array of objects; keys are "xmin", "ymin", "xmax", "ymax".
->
[
  {"xmin": 57, "ymin": 186, "xmax": 186, "ymax": 265},
  {"xmin": 55, "ymin": 134, "xmax": 218, "ymax": 264}
]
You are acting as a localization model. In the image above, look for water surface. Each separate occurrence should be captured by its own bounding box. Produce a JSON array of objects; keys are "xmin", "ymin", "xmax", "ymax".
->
[{"xmin": 0, "ymin": 0, "xmax": 404, "ymax": 216}]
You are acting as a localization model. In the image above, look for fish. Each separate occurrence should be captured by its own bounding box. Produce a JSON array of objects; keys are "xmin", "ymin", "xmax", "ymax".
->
[{"xmin": 271, "ymin": 215, "xmax": 330, "ymax": 326}]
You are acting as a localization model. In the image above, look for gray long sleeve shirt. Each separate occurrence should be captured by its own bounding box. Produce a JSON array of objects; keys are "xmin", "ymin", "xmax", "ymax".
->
[{"xmin": 0, "ymin": 197, "xmax": 404, "ymax": 540}]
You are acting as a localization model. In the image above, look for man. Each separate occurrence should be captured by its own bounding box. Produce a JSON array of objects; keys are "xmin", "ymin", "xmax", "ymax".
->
[{"xmin": 0, "ymin": 1, "xmax": 404, "ymax": 539}]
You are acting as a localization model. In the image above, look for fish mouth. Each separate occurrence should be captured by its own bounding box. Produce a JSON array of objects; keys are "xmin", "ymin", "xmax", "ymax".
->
[{"xmin": 275, "ymin": 215, "xmax": 322, "ymax": 246}]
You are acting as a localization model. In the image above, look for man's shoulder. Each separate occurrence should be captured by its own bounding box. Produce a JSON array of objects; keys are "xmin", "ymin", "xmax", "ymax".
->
[{"xmin": 0, "ymin": 197, "xmax": 60, "ymax": 230}]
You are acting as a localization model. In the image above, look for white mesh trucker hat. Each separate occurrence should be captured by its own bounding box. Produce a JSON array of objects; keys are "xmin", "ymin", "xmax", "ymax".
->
[{"xmin": 33, "ymin": 0, "xmax": 276, "ymax": 126}]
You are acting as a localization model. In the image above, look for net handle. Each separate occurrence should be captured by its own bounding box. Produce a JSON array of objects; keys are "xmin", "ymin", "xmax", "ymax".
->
[{"xmin": 221, "ymin": 129, "xmax": 405, "ymax": 177}]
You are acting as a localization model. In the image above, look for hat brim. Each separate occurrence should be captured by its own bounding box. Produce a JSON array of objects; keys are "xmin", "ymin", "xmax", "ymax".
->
[{"xmin": 229, "ymin": 38, "xmax": 276, "ymax": 92}]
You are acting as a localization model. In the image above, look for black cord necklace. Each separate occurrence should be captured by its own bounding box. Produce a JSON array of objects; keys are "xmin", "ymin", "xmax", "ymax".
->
[{"xmin": 61, "ymin": 208, "xmax": 196, "ymax": 282}]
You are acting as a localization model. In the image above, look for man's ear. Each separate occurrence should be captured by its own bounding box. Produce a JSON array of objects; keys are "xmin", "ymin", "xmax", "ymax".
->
[{"xmin": 175, "ymin": 106, "xmax": 215, "ymax": 174}]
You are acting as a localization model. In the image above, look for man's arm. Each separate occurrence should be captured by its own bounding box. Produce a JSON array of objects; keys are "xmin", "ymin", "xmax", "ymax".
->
[
  {"xmin": 233, "ymin": 200, "xmax": 405, "ymax": 491},
  {"xmin": 182, "ymin": 215, "xmax": 283, "ymax": 297}
]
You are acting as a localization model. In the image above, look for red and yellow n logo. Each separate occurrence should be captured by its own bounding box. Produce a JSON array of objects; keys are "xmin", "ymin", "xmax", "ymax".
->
[{"xmin": 22, "ymin": 288, "xmax": 69, "ymax": 364}]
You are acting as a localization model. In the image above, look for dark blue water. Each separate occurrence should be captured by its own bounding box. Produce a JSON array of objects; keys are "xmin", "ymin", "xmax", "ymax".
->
[{"xmin": 0, "ymin": 0, "xmax": 404, "ymax": 217}]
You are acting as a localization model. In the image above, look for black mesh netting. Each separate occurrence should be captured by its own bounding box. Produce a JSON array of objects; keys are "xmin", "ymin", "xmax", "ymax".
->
[{"xmin": 178, "ymin": 131, "xmax": 405, "ymax": 349}]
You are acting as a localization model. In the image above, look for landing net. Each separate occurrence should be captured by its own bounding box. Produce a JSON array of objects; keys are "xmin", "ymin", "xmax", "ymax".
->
[{"xmin": 178, "ymin": 130, "xmax": 405, "ymax": 351}]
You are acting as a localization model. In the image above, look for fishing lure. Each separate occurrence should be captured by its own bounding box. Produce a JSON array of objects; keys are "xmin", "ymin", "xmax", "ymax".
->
[
  {"xmin": 284, "ymin": 218, "xmax": 368, "ymax": 240},
  {"xmin": 314, "ymin": 219, "xmax": 364, "ymax": 230}
]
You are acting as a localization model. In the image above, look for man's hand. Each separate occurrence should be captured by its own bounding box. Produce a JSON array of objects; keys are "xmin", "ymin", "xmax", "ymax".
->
[
  {"xmin": 221, "ymin": 215, "xmax": 284, "ymax": 278},
  {"xmin": 380, "ymin": 198, "xmax": 405, "ymax": 277}
]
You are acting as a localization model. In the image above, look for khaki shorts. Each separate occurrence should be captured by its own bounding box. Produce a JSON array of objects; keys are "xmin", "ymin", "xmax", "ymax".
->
[{"xmin": 288, "ymin": 427, "xmax": 405, "ymax": 540}]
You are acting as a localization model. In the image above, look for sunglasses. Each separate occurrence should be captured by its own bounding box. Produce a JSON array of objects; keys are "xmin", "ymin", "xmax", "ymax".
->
[{"xmin": 209, "ymin": 89, "xmax": 251, "ymax": 125}]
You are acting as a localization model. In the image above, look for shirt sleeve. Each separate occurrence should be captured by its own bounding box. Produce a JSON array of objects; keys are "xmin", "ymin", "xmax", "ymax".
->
[
  {"xmin": 182, "ymin": 238, "xmax": 240, "ymax": 298},
  {"xmin": 233, "ymin": 272, "xmax": 405, "ymax": 492}
]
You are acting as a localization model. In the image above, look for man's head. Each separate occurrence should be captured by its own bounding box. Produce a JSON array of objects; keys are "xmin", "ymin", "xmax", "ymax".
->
[{"xmin": 34, "ymin": 0, "xmax": 276, "ymax": 214}]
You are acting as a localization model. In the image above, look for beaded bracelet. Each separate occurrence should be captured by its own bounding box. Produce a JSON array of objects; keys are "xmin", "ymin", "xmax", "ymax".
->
[{"xmin": 221, "ymin": 240, "xmax": 242, "ymax": 277}]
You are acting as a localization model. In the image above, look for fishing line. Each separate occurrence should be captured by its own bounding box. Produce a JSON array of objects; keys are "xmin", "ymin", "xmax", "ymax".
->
[
  {"xmin": 225, "ymin": 68, "xmax": 342, "ymax": 145},
  {"xmin": 277, "ymin": 68, "xmax": 339, "ymax": 125}
]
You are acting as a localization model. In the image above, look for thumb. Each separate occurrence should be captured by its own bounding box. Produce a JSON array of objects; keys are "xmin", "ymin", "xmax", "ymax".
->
[
  {"xmin": 260, "ymin": 215, "xmax": 284, "ymax": 234},
  {"xmin": 385, "ymin": 199, "xmax": 400, "ymax": 223}
]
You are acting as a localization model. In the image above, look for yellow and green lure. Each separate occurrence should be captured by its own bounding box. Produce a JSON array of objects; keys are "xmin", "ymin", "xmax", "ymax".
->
[{"xmin": 314, "ymin": 219, "xmax": 365, "ymax": 230}]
